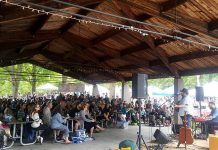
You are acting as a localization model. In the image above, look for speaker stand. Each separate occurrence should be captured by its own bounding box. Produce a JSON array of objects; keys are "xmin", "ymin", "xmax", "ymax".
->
[
  {"xmin": 136, "ymin": 98, "xmax": 149, "ymax": 150},
  {"xmin": 136, "ymin": 132, "xmax": 149, "ymax": 150},
  {"xmin": 199, "ymin": 100, "xmax": 202, "ymax": 117}
]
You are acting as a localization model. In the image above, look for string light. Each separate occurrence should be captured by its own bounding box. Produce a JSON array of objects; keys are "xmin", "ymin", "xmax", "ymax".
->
[
  {"xmin": 1, "ymin": 0, "xmax": 218, "ymax": 52},
  {"xmin": 0, "ymin": 0, "xmax": 218, "ymax": 54}
]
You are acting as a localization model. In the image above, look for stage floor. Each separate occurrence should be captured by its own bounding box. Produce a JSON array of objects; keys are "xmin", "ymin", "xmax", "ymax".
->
[{"xmin": 10, "ymin": 125, "xmax": 208, "ymax": 150}]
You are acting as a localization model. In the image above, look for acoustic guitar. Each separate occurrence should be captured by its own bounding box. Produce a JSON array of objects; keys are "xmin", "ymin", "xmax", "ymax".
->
[{"xmin": 177, "ymin": 111, "xmax": 194, "ymax": 149}]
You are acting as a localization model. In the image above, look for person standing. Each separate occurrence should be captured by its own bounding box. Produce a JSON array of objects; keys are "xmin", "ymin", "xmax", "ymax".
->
[{"xmin": 175, "ymin": 88, "xmax": 194, "ymax": 128}]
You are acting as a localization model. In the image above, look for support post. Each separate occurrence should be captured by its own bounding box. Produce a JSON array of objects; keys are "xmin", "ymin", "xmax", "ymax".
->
[
  {"xmin": 92, "ymin": 84, "xmax": 99, "ymax": 96},
  {"xmin": 121, "ymin": 81, "xmax": 125, "ymax": 100},
  {"xmin": 174, "ymin": 78, "xmax": 184, "ymax": 124},
  {"xmin": 108, "ymin": 83, "xmax": 116, "ymax": 99}
]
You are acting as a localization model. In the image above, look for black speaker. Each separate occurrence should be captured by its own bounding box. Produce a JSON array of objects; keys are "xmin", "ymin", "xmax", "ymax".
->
[
  {"xmin": 153, "ymin": 129, "xmax": 169, "ymax": 144},
  {"xmin": 196, "ymin": 86, "xmax": 204, "ymax": 101},
  {"xmin": 132, "ymin": 74, "xmax": 147, "ymax": 98}
]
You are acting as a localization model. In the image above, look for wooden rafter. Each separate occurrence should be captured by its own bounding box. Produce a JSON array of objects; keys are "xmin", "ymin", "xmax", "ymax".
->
[
  {"xmin": 29, "ymin": 59, "xmax": 93, "ymax": 84},
  {"xmin": 150, "ymin": 51, "xmax": 218, "ymax": 66},
  {"xmin": 0, "ymin": 0, "xmax": 104, "ymax": 23},
  {"xmin": 0, "ymin": 30, "xmax": 59, "ymax": 43},
  {"xmin": 40, "ymin": 50, "xmax": 122, "ymax": 82},
  {"xmin": 62, "ymin": 32, "xmax": 125, "ymax": 81},
  {"xmin": 0, "ymin": 30, "xmax": 59, "ymax": 51},
  {"xmin": 0, "ymin": 41, "xmax": 49, "ymax": 60},
  {"xmin": 145, "ymin": 36, "xmax": 180, "ymax": 78},
  {"xmin": 180, "ymin": 67, "xmax": 218, "ymax": 76},
  {"xmin": 74, "ymin": 13, "xmax": 151, "ymax": 60},
  {"xmin": 119, "ymin": 0, "xmax": 218, "ymax": 39},
  {"xmin": 208, "ymin": 19, "xmax": 218, "ymax": 31},
  {"xmin": 0, "ymin": 59, "xmax": 28, "ymax": 68},
  {"xmin": 100, "ymin": 28, "xmax": 196, "ymax": 63},
  {"xmin": 31, "ymin": 14, "xmax": 52, "ymax": 35},
  {"xmin": 160, "ymin": 0, "xmax": 188, "ymax": 12},
  {"xmin": 60, "ymin": 3, "xmax": 100, "ymax": 34},
  {"xmin": 112, "ymin": 1, "xmax": 179, "ymax": 77}
]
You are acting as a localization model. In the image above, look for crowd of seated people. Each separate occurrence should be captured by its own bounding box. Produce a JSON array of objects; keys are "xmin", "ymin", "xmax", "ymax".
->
[{"xmin": 0, "ymin": 93, "xmax": 174, "ymax": 147}]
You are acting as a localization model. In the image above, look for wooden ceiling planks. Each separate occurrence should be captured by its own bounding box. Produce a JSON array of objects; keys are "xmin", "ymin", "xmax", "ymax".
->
[{"xmin": 1, "ymin": 0, "xmax": 218, "ymax": 82}]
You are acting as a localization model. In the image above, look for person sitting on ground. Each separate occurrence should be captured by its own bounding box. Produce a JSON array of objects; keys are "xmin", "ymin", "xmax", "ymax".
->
[{"xmin": 51, "ymin": 107, "xmax": 71, "ymax": 144}]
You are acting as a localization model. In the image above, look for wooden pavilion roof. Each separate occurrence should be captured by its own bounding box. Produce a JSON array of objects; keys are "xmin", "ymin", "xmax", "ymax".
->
[{"xmin": 1, "ymin": 0, "xmax": 218, "ymax": 84}]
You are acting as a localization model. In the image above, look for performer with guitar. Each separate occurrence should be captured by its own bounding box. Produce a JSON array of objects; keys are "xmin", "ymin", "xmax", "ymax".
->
[{"xmin": 175, "ymin": 88, "xmax": 194, "ymax": 128}]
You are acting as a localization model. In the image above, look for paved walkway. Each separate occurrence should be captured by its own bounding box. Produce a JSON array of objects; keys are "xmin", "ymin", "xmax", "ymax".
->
[{"xmin": 10, "ymin": 125, "xmax": 208, "ymax": 150}]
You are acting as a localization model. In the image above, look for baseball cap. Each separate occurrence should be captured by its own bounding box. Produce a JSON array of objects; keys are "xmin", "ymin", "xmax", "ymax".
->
[{"xmin": 180, "ymin": 88, "xmax": 189, "ymax": 94}]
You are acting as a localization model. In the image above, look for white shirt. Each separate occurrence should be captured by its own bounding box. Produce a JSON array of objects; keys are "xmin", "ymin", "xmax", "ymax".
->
[
  {"xmin": 179, "ymin": 95, "xmax": 194, "ymax": 116},
  {"xmin": 31, "ymin": 113, "xmax": 42, "ymax": 128}
]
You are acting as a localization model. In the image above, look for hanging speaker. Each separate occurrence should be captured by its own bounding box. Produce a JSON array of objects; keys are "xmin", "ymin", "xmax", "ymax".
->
[
  {"xmin": 132, "ymin": 74, "xmax": 147, "ymax": 98},
  {"xmin": 196, "ymin": 86, "xmax": 204, "ymax": 101}
]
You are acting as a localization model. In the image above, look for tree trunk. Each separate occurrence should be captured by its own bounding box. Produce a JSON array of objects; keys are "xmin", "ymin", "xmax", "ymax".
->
[
  {"xmin": 61, "ymin": 75, "xmax": 67, "ymax": 92},
  {"xmin": 31, "ymin": 65, "xmax": 36, "ymax": 94},
  {"xmin": 6, "ymin": 64, "xmax": 23, "ymax": 98},
  {"xmin": 199, "ymin": 75, "xmax": 203, "ymax": 86},
  {"xmin": 208, "ymin": 74, "xmax": 213, "ymax": 82},
  {"xmin": 62, "ymin": 75, "xmax": 67, "ymax": 84}
]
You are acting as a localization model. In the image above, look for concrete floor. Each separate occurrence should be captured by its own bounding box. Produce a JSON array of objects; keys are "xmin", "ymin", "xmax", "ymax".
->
[{"xmin": 10, "ymin": 125, "xmax": 209, "ymax": 150}]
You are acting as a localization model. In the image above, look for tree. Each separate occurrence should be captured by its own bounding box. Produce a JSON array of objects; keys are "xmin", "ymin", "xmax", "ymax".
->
[{"xmin": 5, "ymin": 64, "xmax": 23, "ymax": 98}]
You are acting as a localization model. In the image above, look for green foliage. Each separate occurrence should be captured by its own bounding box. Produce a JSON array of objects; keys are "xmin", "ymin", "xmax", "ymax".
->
[
  {"xmin": 1, "ymin": 63, "xmax": 218, "ymax": 97},
  {"xmin": 0, "ymin": 63, "xmax": 81, "ymax": 96},
  {"xmin": 148, "ymin": 78, "xmax": 174, "ymax": 90}
]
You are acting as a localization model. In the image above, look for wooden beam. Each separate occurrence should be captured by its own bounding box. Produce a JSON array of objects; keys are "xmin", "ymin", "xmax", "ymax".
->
[
  {"xmin": 100, "ymin": 28, "xmax": 196, "ymax": 63},
  {"xmin": 62, "ymin": 32, "xmax": 125, "ymax": 81},
  {"xmin": 0, "ymin": 0, "xmax": 104, "ymax": 23},
  {"xmin": 0, "ymin": 30, "xmax": 59, "ymax": 51},
  {"xmin": 0, "ymin": 59, "xmax": 28, "ymax": 68},
  {"xmin": 208, "ymin": 19, "xmax": 218, "ymax": 31},
  {"xmin": 109, "ymin": 1, "xmax": 179, "ymax": 77},
  {"xmin": 0, "ymin": 30, "xmax": 60, "ymax": 43},
  {"xmin": 180, "ymin": 67, "xmax": 218, "ymax": 76},
  {"xmin": 0, "ymin": 41, "xmax": 49, "ymax": 60},
  {"xmin": 160, "ymin": 0, "xmax": 188, "ymax": 12},
  {"xmin": 31, "ymin": 14, "xmax": 52, "ymax": 35},
  {"xmin": 150, "ymin": 51, "xmax": 218, "ymax": 66},
  {"xmin": 145, "ymin": 36, "xmax": 180, "ymax": 77},
  {"xmin": 40, "ymin": 50, "xmax": 121, "ymax": 82},
  {"xmin": 119, "ymin": 0, "xmax": 218, "ymax": 39},
  {"xmin": 65, "ymin": 32, "xmax": 150, "ymax": 69},
  {"xmin": 60, "ymin": 3, "xmax": 100, "ymax": 34},
  {"xmin": 92, "ymin": 30, "xmax": 122, "ymax": 45},
  {"xmin": 29, "ymin": 59, "xmax": 93, "ymax": 84}
]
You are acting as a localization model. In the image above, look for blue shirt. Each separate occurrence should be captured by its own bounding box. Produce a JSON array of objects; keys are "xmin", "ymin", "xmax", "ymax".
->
[
  {"xmin": 121, "ymin": 107, "xmax": 127, "ymax": 114},
  {"xmin": 211, "ymin": 108, "xmax": 218, "ymax": 121},
  {"xmin": 51, "ymin": 113, "xmax": 64, "ymax": 129}
]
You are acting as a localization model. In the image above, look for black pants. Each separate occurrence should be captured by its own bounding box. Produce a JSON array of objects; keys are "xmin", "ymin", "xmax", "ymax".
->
[
  {"xmin": 33, "ymin": 124, "xmax": 51, "ymax": 139},
  {"xmin": 203, "ymin": 120, "xmax": 218, "ymax": 136},
  {"xmin": 84, "ymin": 122, "xmax": 97, "ymax": 133}
]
